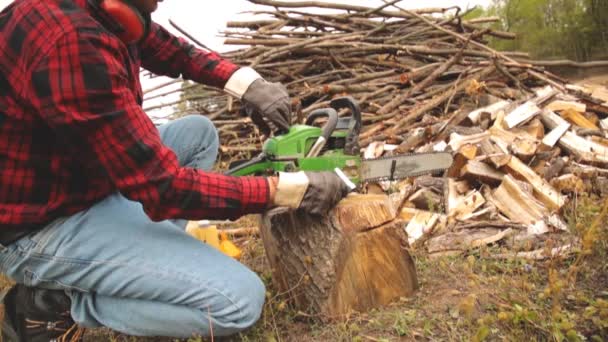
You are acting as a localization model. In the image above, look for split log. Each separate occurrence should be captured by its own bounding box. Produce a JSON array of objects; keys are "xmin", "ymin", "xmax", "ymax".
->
[
  {"xmin": 504, "ymin": 101, "xmax": 541, "ymax": 129},
  {"xmin": 486, "ymin": 175, "xmax": 550, "ymax": 235},
  {"xmin": 479, "ymin": 138, "xmax": 511, "ymax": 168},
  {"xmin": 542, "ymin": 121, "xmax": 570, "ymax": 148},
  {"xmin": 467, "ymin": 100, "xmax": 511, "ymax": 124},
  {"xmin": 560, "ymin": 109, "xmax": 599, "ymax": 130},
  {"xmin": 505, "ymin": 156, "xmax": 566, "ymax": 210},
  {"xmin": 489, "ymin": 126, "xmax": 539, "ymax": 161},
  {"xmin": 550, "ymin": 174, "xmax": 586, "ymax": 194},
  {"xmin": 542, "ymin": 157, "xmax": 567, "ymax": 181},
  {"xmin": 447, "ymin": 144, "xmax": 478, "ymax": 178},
  {"xmin": 427, "ymin": 228, "xmax": 514, "ymax": 254},
  {"xmin": 460, "ymin": 160, "xmax": 505, "ymax": 185},
  {"xmin": 407, "ymin": 188, "xmax": 443, "ymax": 211},
  {"xmin": 400, "ymin": 207, "xmax": 447, "ymax": 245},
  {"xmin": 260, "ymin": 195, "xmax": 418, "ymax": 317},
  {"xmin": 545, "ymin": 100, "xmax": 586, "ymax": 113},
  {"xmin": 541, "ymin": 110, "xmax": 608, "ymax": 164}
]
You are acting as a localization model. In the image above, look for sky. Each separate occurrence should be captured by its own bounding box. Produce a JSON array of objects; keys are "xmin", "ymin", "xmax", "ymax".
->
[{"xmin": 0, "ymin": 0, "xmax": 491, "ymax": 121}]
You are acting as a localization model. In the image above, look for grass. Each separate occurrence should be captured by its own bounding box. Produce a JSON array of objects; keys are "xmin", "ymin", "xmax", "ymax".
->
[{"xmin": 2, "ymin": 195, "xmax": 607, "ymax": 341}]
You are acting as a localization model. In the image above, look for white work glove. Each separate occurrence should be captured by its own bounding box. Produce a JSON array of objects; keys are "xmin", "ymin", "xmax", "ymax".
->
[
  {"xmin": 224, "ymin": 67, "xmax": 291, "ymax": 134},
  {"xmin": 273, "ymin": 171, "xmax": 352, "ymax": 216}
]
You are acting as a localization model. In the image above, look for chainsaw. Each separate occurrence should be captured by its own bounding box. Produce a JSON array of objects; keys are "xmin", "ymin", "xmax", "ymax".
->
[{"xmin": 226, "ymin": 97, "xmax": 453, "ymax": 188}]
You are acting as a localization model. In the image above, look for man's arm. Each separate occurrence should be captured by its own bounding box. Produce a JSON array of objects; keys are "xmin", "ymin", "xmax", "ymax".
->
[
  {"xmin": 139, "ymin": 23, "xmax": 290, "ymax": 132},
  {"xmin": 27, "ymin": 28, "xmax": 270, "ymax": 221},
  {"xmin": 139, "ymin": 22, "xmax": 260, "ymax": 91}
]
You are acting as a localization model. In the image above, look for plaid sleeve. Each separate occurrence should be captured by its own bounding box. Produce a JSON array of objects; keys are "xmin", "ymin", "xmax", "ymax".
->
[
  {"xmin": 26, "ymin": 28, "xmax": 269, "ymax": 221},
  {"xmin": 139, "ymin": 22, "xmax": 239, "ymax": 88}
]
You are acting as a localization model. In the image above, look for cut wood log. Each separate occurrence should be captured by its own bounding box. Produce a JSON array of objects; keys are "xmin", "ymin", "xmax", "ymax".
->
[
  {"xmin": 486, "ymin": 175, "xmax": 549, "ymax": 235},
  {"xmin": 533, "ymin": 85, "xmax": 560, "ymax": 105},
  {"xmin": 449, "ymin": 190, "xmax": 486, "ymax": 221},
  {"xmin": 505, "ymin": 156, "xmax": 566, "ymax": 210},
  {"xmin": 449, "ymin": 132, "xmax": 490, "ymax": 151},
  {"xmin": 542, "ymin": 157, "xmax": 567, "ymax": 181},
  {"xmin": 591, "ymin": 87, "xmax": 608, "ymax": 105},
  {"xmin": 601, "ymin": 117, "xmax": 608, "ymax": 130},
  {"xmin": 260, "ymin": 195, "xmax": 418, "ymax": 318},
  {"xmin": 542, "ymin": 122, "xmax": 570, "ymax": 148},
  {"xmin": 459, "ymin": 144, "xmax": 479, "ymax": 160},
  {"xmin": 447, "ymin": 144, "xmax": 478, "ymax": 178},
  {"xmin": 413, "ymin": 176, "xmax": 445, "ymax": 193},
  {"xmin": 504, "ymin": 101, "xmax": 541, "ymax": 129},
  {"xmin": 460, "ymin": 160, "xmax": 505, "ymax": 185},
  {"xmin": 446, "ymin": 178, "xmax": 468, "ymax": 211},
  {"xmin": 400, "ymin": 207, "xmax": 447, "ymax": 245},
  {"xmin": 545, "ymin": 100, "xmax": 586, "ymax": 113},
  {"xmin": 479, "ymin": 138, "xmax": 511, "ymax": 168},
  {"xmin": 489, "ymin": 126, "xmax": 539, "ymax": 161},
  {"xmin": 516, "ymin": 119, "xmax": 545, "ymax": 139},
  {"xmin": 560, "ymin": 109, "xmax": 599, "ymax": 129},
  {"xmin": 427, "ymin": 228, "xmax": 514, "ymax": 254},
  {"xmin": 550, "ymin": 174, "xmax": 586, "ymax": 194},
  {"xmin": 467, "ymin": 100, "xmax": 510, "ymax": 124},
  {"xmin": 407, "ymin": 188, "xmax": 443, "ymax": 212},
  {"xmin": 541, "ymin": 110, "xmax": 608, "ymax": 164}
]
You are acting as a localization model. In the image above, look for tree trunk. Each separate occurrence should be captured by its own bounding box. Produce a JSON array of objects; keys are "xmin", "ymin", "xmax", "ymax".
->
[{"xmin": 260, "ymin": 194, "xmax": 418, "ymax": 318}]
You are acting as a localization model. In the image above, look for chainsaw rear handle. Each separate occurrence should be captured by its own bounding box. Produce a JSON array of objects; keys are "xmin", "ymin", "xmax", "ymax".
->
[
  {"xmin": 330, "ymin": 97, "xmax": 361, "ymax": 156},
  {"xmin": 305, "ymin": 108, "xmax": 339, "ymax": 143}
]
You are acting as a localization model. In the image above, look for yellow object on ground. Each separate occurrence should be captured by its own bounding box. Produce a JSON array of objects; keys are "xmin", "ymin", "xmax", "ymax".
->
[{"xmin": 186, "ymin": 222, "xmax": 242, "ymax": 260}]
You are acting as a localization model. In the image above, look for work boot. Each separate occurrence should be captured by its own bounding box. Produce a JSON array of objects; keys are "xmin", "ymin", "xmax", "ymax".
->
[{"xmin": 1, "ymin": 284, "xmax": 84, "ymax": 342}]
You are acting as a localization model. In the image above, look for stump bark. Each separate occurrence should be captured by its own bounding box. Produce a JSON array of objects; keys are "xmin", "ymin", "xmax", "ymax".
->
[{"xmin": 260, "ymin": 194, "xmax": 418, "ymax": 318}]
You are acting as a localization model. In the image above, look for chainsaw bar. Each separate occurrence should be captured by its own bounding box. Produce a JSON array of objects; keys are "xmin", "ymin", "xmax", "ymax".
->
[{"xmin": 360, "ymin": 152, "xmax": 453, "ymax": 183}]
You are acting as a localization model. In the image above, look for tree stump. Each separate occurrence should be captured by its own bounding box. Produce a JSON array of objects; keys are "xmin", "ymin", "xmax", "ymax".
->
[{"xmin": 260, "ymin": 194, "xmax": 418, "ymax": 318}]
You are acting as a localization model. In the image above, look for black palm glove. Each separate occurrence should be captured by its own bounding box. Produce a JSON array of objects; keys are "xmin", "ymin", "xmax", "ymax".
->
[
  {"xmin": 241, "ymin": 79, "xmax": 291, "ymax": 134},
  {"xmin": 273, "ymin": 171, "xmax": 352, "ymax": 216}
]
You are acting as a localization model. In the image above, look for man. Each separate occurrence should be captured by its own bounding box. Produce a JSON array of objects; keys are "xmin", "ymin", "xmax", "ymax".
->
[{"xmin": 0, "ymin": 0, "xmax": 350, "ymax": 340}]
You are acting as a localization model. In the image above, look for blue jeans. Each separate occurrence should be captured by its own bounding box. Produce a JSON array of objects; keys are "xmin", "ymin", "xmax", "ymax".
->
[{"xmin": 0, "ymin": 116, "xmax": 266, "ymax": 338}]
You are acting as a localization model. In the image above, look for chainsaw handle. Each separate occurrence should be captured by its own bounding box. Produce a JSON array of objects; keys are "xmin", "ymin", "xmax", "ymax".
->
[
  {"xmin": 330, "ymin": 97, "xmax": 361, "ymax": 155},
  {"xmin": 305, "ymin": 108, "xmax": 339, "ymax": 142}
]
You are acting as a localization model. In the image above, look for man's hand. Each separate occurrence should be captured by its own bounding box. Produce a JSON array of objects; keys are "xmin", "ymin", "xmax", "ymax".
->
[
  {"xmin": 241, "ymin": 79, "xmax": 291, "ymax": 133},
  {"xmin": 270, "ymin": 171, "xmax": 351, "ymax": 216},
  {"xmin": 223, "ymin": 67, "xmax": 292, "ymax": 134}
]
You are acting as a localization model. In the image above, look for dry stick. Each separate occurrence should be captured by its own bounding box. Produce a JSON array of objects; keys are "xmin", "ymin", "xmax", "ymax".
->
[
  {"xmin": 384, "ymin": 0, "xmax": 563, "ymax": 91},
  {"xmin": 378, "ymin": 45, "xmax": 465, "ymax": 114},
  {"xmin": 388, "ymin": 66, "xmax": 496, "ymax": 136},
  {"xmin": 250, "ymin": 32, "xmax": 364, "ymax": 66},
  {"xmin": 248, "ymin": 0, "xmax": 446, "ymax": 15}
]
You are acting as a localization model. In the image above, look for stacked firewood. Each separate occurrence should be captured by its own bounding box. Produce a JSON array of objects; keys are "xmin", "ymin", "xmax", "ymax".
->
[
  {"xmin": 144, "ymin": 0, "xmax": 608, "ymax": 256},
  {"xmin": 370, "ymin": 84, "xmax": 608, "ymax": 257}
]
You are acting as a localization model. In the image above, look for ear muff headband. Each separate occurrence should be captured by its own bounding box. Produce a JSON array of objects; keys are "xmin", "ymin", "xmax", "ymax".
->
[{"xmin": 97, "ymin": 0, "xmax": 147, "ymax": 44}]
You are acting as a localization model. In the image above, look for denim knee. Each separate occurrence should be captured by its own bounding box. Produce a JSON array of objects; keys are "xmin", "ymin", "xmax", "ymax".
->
[
  {"xmin": 183, "ymin": 115, "xmax": 219, "ymax": 148},
  {"xmin": 208, "ymin": 270, "xmax": 266, "ymax": 334}
]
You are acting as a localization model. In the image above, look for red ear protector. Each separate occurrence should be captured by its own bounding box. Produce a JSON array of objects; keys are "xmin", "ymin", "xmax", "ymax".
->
[{"xmin": 89, "ymin": 0, "xmax": 149, "ymax": 44}]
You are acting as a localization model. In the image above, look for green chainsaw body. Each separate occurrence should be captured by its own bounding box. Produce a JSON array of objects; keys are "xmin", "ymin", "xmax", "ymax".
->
[
  {"xmin": 228, "ymin": 124, "xmax": 362, "ymax": 183},
  {"xmin": 227, "ymin": 97, "xmax": 363, "ymax": 183}
]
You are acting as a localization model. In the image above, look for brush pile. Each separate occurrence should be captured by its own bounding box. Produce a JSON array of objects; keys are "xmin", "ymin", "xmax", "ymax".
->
[{"xmin": 144, "ymin": 0, "xmax": 608, "ymax": 257}]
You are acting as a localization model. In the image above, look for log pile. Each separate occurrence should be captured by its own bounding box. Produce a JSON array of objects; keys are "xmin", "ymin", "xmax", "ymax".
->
[{"xmin": 144, "ymin": 0, "xmax": 608, "ymax": 258}]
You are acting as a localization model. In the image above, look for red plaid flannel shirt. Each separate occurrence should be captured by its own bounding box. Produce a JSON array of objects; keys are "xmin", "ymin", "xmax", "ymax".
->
[{"xmin": 0, "ymin": 0, "xmax": 269, "ymax": 236}]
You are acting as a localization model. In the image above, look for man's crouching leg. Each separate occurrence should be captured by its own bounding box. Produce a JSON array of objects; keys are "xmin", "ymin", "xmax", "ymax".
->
[
  {"xmin": 0, "ymin": 194, "xmax": 266, "ymax": 338},
  {"xmin": 67, "ymin": 252, "xmax": 266, "ymax": 337}
]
